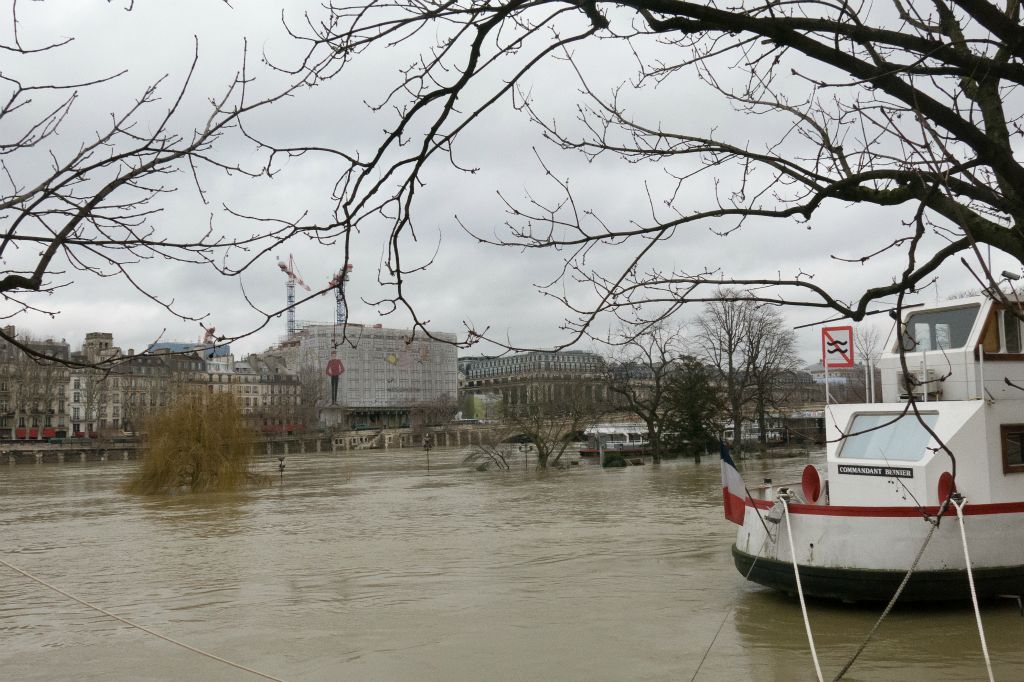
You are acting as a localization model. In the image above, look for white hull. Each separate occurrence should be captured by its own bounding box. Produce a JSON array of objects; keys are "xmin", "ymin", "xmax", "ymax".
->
[
  {"xmin": 732, "ymin": 497, "xmax": 1024, "ymax": 600},
  {"xmin": 737, "ymin": 502, "xmax": 1024, "ymax": 572}
]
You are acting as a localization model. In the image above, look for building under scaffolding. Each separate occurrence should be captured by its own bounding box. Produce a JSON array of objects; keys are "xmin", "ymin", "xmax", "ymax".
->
[{"xmin": 265, "ymin": 323, "xmax": 458, "ymax": 429}]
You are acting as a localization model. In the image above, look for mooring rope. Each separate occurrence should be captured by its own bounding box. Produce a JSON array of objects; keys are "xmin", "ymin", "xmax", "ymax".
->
[
  {"xmin": 0, "ymin": 555, "xmax": 287, "ymax": 682},
  {"xmin": 832, "ymin": 510, "xmax": 941, "ymax": 680},
  {"xmin": 688, "ymin": 533, "xmax": 771, "ymax": 682},
  {"xmin": 781, "ymin": 497, "xmax": 824, "ymax": 682},
  {"xmin": 952, "ymin": 498, "xmax": 995, "ymax": 681}
]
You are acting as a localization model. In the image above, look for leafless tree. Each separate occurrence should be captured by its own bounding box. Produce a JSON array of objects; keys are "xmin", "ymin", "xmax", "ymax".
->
[
  {"xmin": 855, "ymin": 325, "xmax": 886, "ymax": 366},
  {"xmin": 293, "ymin": 349, "xmax": 326, "ymax": 427},
  {"xmin": 76, "ymin": 369, "xmax": 106, "ymax": 435},
  {"xmin": 745, "ymin": 306, "xmax": 800, "ymax": 447},
  {"xmin": 464, "ymin": 427, "xmax": 518, "ymax": 471},
  {"xmin": 694, "ymin": 293, "xmax": 756, "ymax": 454},
  {"xmin": 5, "ymin": 335, "xmax": 69, "ymax": 439},
  {"xmin": 1, "ymin": 3, "xmax": 334, "ymax": 368},
  {"xmin": 411, "ymin": 393, "xmax": 459, "ymax": 428},
  {"xmin": 283, "ymin": 0, "xmax": 1024, "ymax": 348},
  {"xmin": 605, "ymin": 323, "xmax": 685, "ymax": 462},
  {"xmin": 853, "ymin": 323, "xmax": 888, "ymax": 402},
  {"xmin": 410, "ymin": 393, "xmax": 459, "ymax": 446},
  {"xmin": 504, "ymin": 378, "xmax": 604, "ymax": 468}
]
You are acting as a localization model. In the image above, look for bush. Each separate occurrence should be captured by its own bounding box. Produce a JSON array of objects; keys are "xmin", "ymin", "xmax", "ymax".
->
[{"xmin": 125, "ymin": 392, "xmax": 268, "ymax": 495}]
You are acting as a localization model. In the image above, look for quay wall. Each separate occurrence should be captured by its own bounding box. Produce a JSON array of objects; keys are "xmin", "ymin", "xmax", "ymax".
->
[{"xmin": 3, "ymin": 424, "xmax": 499, "ymax": 465}]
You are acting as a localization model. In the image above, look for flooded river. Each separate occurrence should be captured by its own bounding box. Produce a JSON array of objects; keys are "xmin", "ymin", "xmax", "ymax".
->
[{"xmin": 2, "ymin": 449, "xmax": 1022, "ymax": 680}]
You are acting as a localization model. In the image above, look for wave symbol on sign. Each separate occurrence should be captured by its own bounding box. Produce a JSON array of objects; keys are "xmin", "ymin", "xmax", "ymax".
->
[{"xmin": 825, "ymin": 339, "xmax": 849, "ymax": 355}]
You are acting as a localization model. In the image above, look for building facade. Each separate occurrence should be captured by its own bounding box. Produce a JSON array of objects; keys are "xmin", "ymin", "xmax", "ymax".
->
[
  {"xmin": 459, "ymin": 350, "xmax": 608, "ymax": 408},
  {"xmin": 0, "ymin": 326, "xmax": 70, "ymax": 439},
  {"xmin": 264, "ymin": 323, "xmax": 459, "ymax": 429}
]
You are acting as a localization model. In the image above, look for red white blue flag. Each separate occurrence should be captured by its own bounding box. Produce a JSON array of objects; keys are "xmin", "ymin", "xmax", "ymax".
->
[{"xmin": 720, "ymin": 441, "xmax": 747, "ymax": 525}]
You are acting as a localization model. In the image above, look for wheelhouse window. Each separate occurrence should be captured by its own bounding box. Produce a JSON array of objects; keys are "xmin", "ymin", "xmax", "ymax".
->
[
  {"xmin": 1002, "ymin": 311, "xmax": 1022, "ymax": 352},
  {"xmin": 1001, "ymin": 425, "xmax": 1024, "ymax": 473},
  {"xmin": 840, "ymin": 413, "xmax": 939, "ymax": 462},
  {"xmin": 900, "ymin": 305, "xmax": 979, "ymax": 352}
]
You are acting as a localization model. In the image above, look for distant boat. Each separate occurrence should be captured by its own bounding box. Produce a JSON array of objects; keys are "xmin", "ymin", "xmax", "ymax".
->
[
  {"xmin": 579, "ymin": 424, "xmax": 650, "ymax": 457},
  {"xmin": 729, "ymin": 295, "xmax": 1024, "ymax": 601}
]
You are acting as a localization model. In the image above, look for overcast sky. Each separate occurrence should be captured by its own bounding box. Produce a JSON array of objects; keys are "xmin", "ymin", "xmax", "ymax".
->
[{"xmin": 3, "ymin": 1, "xmax": 1014, "ymax": 364}]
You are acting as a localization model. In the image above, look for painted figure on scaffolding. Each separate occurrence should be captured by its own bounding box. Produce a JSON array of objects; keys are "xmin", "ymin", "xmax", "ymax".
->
[{"xmin": 326, "ymin": 350, "xmax": 345, "ymax": 404}]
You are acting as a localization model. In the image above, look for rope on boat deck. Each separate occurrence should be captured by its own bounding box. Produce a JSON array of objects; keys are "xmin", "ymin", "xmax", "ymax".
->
[
  {"xmin": 0, "ymin": 554, "xmax": 288, "ymax": 682},
  {"xmin": 952, "ymin": 497, "xmax": 995, "ymax": 682},
  {"xmin": 781, "ymin": 497, "xmax": 824, "ymax": 682}
]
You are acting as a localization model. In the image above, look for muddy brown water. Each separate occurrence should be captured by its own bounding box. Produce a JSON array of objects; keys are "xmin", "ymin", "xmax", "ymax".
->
[{"xmin": 2, "ymin": 449, "xmax": 1022, "ymax": 680}]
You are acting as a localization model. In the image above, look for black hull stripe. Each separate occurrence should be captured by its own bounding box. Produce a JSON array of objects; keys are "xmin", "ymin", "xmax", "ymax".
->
[{"xmin": 732, "ymin": 546, "xmax": 1024, "ymax": 602}]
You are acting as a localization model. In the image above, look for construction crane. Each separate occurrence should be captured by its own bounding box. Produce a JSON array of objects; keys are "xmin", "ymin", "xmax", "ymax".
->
[
  {"xmin": 277, "ymin": 254, "xmax": 311, "ymax": 338},
  {"xmin": 329, "ymin": 264, "xmax": 354, "ymax": 327}
]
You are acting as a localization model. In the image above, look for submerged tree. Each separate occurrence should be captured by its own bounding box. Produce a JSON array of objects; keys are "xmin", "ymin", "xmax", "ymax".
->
[
  {"xmin": 504, "ymin": 378, "xmax": 605, "ymax": 468},
  {"xmin": 694, "ymin": 294, "xmax": 756, "ymax": 454},
  {"xmin": 606, "ymin": 324, "xmax": 685, "ymax": 462},
  {"xmin": 695, "ymin": 293, "xmax": 797, "ymax": 453},
  {"xmin": 663, "ymin": 355, "xmax": 722, "ymax": 462},
  {"xmin": 744, "ymin": 306, "xmax": 800, "ymax": 448},
  {"xmin": 463, "ymin": 427, "xmax": 518, "ymax": 471},
  {"xmin": 125, "ymin": 392, "xmax": 266, "ymax": 495}
]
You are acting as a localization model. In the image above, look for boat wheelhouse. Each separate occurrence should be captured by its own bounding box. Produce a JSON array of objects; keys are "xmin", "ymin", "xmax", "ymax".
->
[{"xmin": 731, "ymin": 296, "xmax": 1024, "ymax": 601}]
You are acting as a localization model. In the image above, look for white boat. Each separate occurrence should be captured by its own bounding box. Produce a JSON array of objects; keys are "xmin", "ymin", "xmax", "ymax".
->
[
  {"xmin": 579, "ymin": 423, "xmax": 650, "ymax": 457},
  {"xmin": 730, "ymin": 295, "xmax": 1024, "ymax": 601}
]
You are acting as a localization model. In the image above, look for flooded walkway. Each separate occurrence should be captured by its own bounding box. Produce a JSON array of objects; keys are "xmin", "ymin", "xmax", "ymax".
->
[{"xmin": 1, "ymin": 449, "xmax": 1022, "ymax": 680}]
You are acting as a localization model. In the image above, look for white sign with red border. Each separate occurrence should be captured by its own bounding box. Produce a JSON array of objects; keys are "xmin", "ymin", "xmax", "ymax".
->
[{"xmin": 821, "ymin": 325, "xmax": 854, "ymax": 368}]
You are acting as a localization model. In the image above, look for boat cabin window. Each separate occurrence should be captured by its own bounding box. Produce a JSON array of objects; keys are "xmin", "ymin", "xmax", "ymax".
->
[
  {"xmin": 999, "ymin": 309, "xmax": 1024, "ymax": 353},
  {"xmin": 839, "ymin": 413, "xmax": 938, "ymax": 462},
  {"xmin": 900, "ymin": 305, "xmax": 979, "ymax": 352},
  {"xmin": 1000, "ymin": 425, "xmax": 1024, "ymax": 473}
]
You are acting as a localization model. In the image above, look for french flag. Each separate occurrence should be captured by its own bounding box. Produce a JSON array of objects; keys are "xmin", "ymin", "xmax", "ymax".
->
[{"xmin": 720, "ymin": 441, "xmax": 747, "ymax": 525}]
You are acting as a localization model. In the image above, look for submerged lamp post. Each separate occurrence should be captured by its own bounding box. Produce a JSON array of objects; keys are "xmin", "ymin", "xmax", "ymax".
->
[{"xmin": 278, "ymin": 456, "xmax": 285, "ymax": 483}]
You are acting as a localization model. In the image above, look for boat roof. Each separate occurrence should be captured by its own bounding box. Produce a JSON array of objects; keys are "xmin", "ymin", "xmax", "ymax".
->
[{"xmin": 584, "ymin": 423, "xmax": 648, "ymax": 435}]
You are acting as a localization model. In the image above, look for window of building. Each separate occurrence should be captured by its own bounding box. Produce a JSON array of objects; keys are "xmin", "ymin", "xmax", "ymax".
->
[
  {"xmin": 73, "ymin": 378, "xmax": 81, "ymax": 389},
  {"xmin": 1001, "ymin": 425, "xmax": 1024, "ymax": 473}
]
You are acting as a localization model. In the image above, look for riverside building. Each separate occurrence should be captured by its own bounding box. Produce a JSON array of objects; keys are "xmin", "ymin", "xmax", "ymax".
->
[{"xmin": 263, "ymin": 323, "xmax": 458, "ymax": 429}]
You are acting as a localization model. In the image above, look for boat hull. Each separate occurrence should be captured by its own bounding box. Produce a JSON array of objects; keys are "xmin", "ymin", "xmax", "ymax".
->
[
  {"xmin": 732, "ymin": 545, "xmax": 1024, "ymax": 602},
  {"xmin": 578, "ymin": 447, "xmax": 650, "ymax": 457},
  {"xmin": 733, "ymin": 498, "xmax": 1024, "ymax": 602}
]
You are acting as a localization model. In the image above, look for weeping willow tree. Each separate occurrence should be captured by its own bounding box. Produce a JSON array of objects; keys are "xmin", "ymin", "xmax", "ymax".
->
[{"xmin": 126, "ymin": 391, "xmax": 267, "ymax": 495}]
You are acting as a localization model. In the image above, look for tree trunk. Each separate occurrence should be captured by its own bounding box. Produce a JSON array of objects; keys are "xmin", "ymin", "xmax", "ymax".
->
[
  {"xmin": 757, "ymin": 396, "xmax": 767, "ymax": 447},
  {"xmin": 647, "ymin": 420, "xmax": 660, "ymax": 463},
  {"xmin": 732, "ymin": 409, "xmax": 743, "ymax": 459}
]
